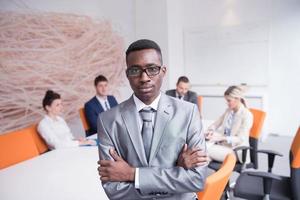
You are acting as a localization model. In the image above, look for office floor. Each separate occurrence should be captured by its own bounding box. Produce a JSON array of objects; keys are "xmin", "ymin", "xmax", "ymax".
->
[{"xmin": 230, "ymin": 135, "xmax": 293, "ymax": 199}]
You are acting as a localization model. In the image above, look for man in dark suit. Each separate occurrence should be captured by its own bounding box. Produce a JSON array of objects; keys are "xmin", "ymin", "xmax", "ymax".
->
[
  {"xmin": 166, "ymin": 76, "xmax": 198, "ymax": 106},
  {"xmin": 84, "ymin": 75, "xmax": 118, "ymax": 136}
]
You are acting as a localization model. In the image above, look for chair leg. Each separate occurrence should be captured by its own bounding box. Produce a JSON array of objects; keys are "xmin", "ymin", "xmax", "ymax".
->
[
  {"xmin": 225, "ymin": 189, "xmax": 230, "ymax": 200},
  {"xmin": 223, "ymin": 182, "xmax": 231, "ymax": 200},
  {"xmin": 220, "ymin": 192, "xmax": 227, "ymax": 200}
]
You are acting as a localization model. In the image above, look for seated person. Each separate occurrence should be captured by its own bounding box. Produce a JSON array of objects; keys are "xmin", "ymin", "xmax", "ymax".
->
[
  {"xmin": 205, "ymin": 86, "xmax": 253, "ymax": 162},
  {"xmin": 166, "ymin": 76, "xmax": 198, "ymax": 105},
  {"xmin": 84, "ymin": 75, "xmax": 118, "ymax": 136},
  {"xmin": 38, "ymin": 90, "xmax": 95, "ymax": 150}
]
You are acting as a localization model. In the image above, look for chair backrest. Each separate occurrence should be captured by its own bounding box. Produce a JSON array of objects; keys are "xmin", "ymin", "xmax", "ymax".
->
[
  {"xmin": 26, "ymin": 124, "xmax": 48, "ymax": 154},
  {"xmin": 249, "ymin": 108, "xmax": 266, "ymax": 169},
  {"xmin": 79, "ymin": 107, "xmax": 90, "ymax": 133},
  {"xmin": 0, "ymin": 129, "xmax": 39, "ymax": 169},
  {"xmin": 197, "ymin": 96, "xmax": 203, "ymax": 114},
  {"xmin": 197, "ymin": 153, "xmax": 236, "ymax": 200},
  {"xmin": 249, "ymin": 108, "xmax": 266, "ymax": 139},
  {"xmin": 290, "ymin": 127, "xmax": 300, "ymax": 200}
]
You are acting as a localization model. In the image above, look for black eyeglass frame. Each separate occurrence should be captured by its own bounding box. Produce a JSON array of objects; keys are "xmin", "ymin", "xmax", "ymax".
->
[{"xmin": 126, "ymin": 65, "xmax": 162, "ymax": 77}]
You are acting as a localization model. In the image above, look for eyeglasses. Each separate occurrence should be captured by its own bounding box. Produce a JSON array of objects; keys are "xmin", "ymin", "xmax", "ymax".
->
[{"xmin": 126, "ymin": 65, "xmax": 161, "ymax": 77}]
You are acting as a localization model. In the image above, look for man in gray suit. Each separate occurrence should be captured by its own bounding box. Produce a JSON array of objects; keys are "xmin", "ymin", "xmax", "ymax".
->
[
  {"xmin": 166, "ymin": 76, "xmax": 198, "ymax": 106},
  {"xmin": 97, "ymin": 39, "xmax": 207, "ymax": 200}
]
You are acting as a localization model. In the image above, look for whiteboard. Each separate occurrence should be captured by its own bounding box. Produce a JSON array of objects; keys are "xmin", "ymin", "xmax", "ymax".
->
[{"xmin": 184, "ymin": 23, "xmax": 269, "ymax": 86}]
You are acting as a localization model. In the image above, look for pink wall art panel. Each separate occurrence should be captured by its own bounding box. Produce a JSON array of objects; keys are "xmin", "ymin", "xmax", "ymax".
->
[{"xmin": 0, "ymin": 11, "xmax": 126, "ymax": 133}]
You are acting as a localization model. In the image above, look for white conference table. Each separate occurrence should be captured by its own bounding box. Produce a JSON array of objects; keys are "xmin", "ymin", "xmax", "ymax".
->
[
  {"xmin": 0, "ymin": 120, "xmax": 213, "ymax": 200},
  {"xmin": 0, "ymin": 146, "xmax": 108, "ymax": 200}
]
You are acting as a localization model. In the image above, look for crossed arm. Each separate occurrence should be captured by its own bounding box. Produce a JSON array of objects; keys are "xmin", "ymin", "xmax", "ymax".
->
[
  {"xmin": 97, "ymin": 106, "xmax": 208, "ymax": 199},
  {"xmin": 99, "ymin": 145, "xmax": 207, "ymax": 182},
  {"xmin": 98, "ymin": 147, "xmax": 208, "ymax": 199}
]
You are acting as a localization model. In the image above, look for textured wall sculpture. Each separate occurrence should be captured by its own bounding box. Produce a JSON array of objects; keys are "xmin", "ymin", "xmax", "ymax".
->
[{"xmin": 0, "ymin": 12, "xmax": 126, "ymax": 133}]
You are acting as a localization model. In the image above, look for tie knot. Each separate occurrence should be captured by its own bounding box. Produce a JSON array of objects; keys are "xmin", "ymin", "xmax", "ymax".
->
[{"xmin": 139, "ymin": 107, "xmax": 154, "ymax": 122}]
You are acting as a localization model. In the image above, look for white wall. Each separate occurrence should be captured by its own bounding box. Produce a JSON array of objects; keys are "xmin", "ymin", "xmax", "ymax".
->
[
  {"xmin": 267, "ymin": 0, "xmax": 300, "ymax": 136},
  {"xmin": 1, "ymin": 0, "xmax": 299, "ymax": 137},
  {"xmin": 134, "ymin": 0, "xmax": 300, "ymax": 137},
  {"xmin": 179, "ymin": 0, "xmax": 300, "ymax": 136},
  {"xmin": 134, "ymin": 0, "xmax": 170, "ymax": 91}
]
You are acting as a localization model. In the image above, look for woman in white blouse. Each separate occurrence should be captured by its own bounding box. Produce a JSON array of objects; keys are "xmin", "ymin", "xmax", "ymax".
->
[
  {"xmin": 38, "ymin": 90, "xmax": 95, "ymax": 149},
  {"xmin": 205, "ymin": 86, "xmax": 253, "ymax": 162}
]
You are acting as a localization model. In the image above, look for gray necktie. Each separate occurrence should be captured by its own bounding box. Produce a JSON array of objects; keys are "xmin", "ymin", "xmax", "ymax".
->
[
  {"xmin": 104, "ymin": 100, "xmax": 110, "ymax": 111},
  {"xmin": 139, "ymin": 107, "xmax": 154, "ymax": 161}
]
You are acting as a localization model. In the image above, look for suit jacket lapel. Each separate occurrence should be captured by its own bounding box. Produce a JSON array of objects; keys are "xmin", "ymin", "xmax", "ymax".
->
[
  {"xmin": 120, "ymin": 96, "xmax": 148, "ymax": 166},
  {"xmin": 184, "ymin": 91, "xmax": 189, "ymax": 101},
  {"xmin": 93, "ymin": 96, "xmax": 104, "ymax": 113},
  {"xmin": 149, "ymin": 94, "xmax": 172, "ymax": 164},
  {"xmin": 172, "ymin": 90, "xmax": 176, "ymax": 98},
  {"xmin": 107, "ymin": 96, "xmax": 114, "ymax": 107}
]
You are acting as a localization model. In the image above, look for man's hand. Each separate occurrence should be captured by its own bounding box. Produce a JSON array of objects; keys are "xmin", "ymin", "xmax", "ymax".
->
[
  {"xmin": 177, "ymin": 144, "xmax": 208, "ymax": 169},
  {"xmin": 98, "ymin": 148, "xmax": 135, "ymax": 182}
]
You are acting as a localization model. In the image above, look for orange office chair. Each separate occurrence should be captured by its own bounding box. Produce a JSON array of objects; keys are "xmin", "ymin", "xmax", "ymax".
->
[
  {"xmin": 209, "ymin": 108, "xmax": 266, "ymax": 173},
  {"xmin": 197, "ymin": 96, "xmax": 203, "ymax": 115},
  {"xmin": 197, "ymin": 153, "xmax": 236, "ymax": 200},
  {"xmin": 26, "ymin": 124, "xmax": 48, "ymax": 154},
  {"xmin": 234, "ymin": 126, "xmax": 300, "ymax": 200},
  {"xmin": 233, "ymin": 108, "xmax": 267, "ymax": 171},
  {"xmin": 208, "ymin": 108, "xmax": 266, "ymax": 199},
  {"xmin": 0, "ymin": 128, "xmax": 39, "ymax": 169},
  {"xmin": 79, "ymin": 107, "xmax": 91, "ymax": 137}
]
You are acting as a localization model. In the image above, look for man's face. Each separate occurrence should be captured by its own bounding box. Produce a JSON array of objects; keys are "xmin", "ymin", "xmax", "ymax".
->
[
  {"xmin": 95, "ymin": 81, "xmax": 108, "ymax": 97},
  {"xmin": 176, "ymin": 81, "xmax": 190, "ymax": 97},
  {"xmin": 126, "ymin": 49, "xmax": 166, "ymax": 104}
]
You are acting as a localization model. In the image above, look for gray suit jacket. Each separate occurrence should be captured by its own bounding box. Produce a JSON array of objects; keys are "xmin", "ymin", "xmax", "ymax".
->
[
  {"xmin": 165, "ymin": 89, "xmax": 198, "ymax": 106},
  {"xmin": 98, "ymin": 93, "xmax": 207, "ymax": 200}
]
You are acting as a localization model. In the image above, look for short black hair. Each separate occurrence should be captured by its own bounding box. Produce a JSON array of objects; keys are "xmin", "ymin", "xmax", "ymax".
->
[
  {"xmin": 126, "ymin": 39, "xmax": 163, "ymax": 64},
  {"xmin": 42, "ymin": 90, "xmax": 61, "ymax": 110},
  {"xmin": 177, "ymin": 76, "xmax": 190, "ymax": 85},
  {"xmin": 94, "ymin": 75, "xmax": 108, "ymax": 86}
]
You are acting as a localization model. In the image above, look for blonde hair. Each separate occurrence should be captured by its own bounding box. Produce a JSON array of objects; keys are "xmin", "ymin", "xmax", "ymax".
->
[{"xmin": 224, "ymin": 85, "xmax": 247, "ymax": 107}]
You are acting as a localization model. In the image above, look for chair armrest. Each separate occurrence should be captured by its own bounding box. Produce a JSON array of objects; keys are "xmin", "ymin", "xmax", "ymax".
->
[
  {"xmin": 247, "ymin": 171, "xmax": 282, "ymax": 181},
  {"xmin": 256, "ymin": 149, "xmax": 283, "ymax": 157},
  {"xmin": 246, "ymin": 171, "xmax": 282, "ymax": 196},
  {"xmin": 256, "ymin": 149, "xmax": 283, "ymax": 172},
  {"xmin": 233, "ymin": 146, "xmax": 253, "ymax": 164}
]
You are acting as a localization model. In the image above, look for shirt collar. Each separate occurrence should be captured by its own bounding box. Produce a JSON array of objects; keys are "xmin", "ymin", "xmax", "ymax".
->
[
  {"xmin": 176, "ymin": 91, "xmax": 184, "ymax": 99},
  {"xmin": 133, "ymin": 92, "xmax": 161, "ymax": 112},
  {"xmin": 96, "ymin": 95, "xmax": 107, "ymax": 102},
  {"xmin": 45, "ymin": 114, "xmax": 60, "ymax": 122}
]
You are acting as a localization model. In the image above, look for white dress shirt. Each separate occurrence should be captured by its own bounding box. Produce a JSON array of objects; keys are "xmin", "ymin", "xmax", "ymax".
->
[
  {"xmin": 132, "ymin": 93, "xmax": 161, "ymax": 189},
  {"xmin": 37, "ymin": 115, "xmax": 79, "ymax": 150},
  {"xmin": 96, "ymin": 95, "xmax": 110, "ymax": 111},
  {"xmin": 175, "ymin": 91, "xmax": 184, "ymax": 100}
]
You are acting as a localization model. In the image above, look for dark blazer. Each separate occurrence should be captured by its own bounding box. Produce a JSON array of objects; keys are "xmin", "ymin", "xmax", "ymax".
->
[
  {"xmin": 165, "ymin": 89, "xmax": 198, "ymax": 105},
  {"xmin": 84, "ymin": 95, "xmax": 118, "ymax": 136}
]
